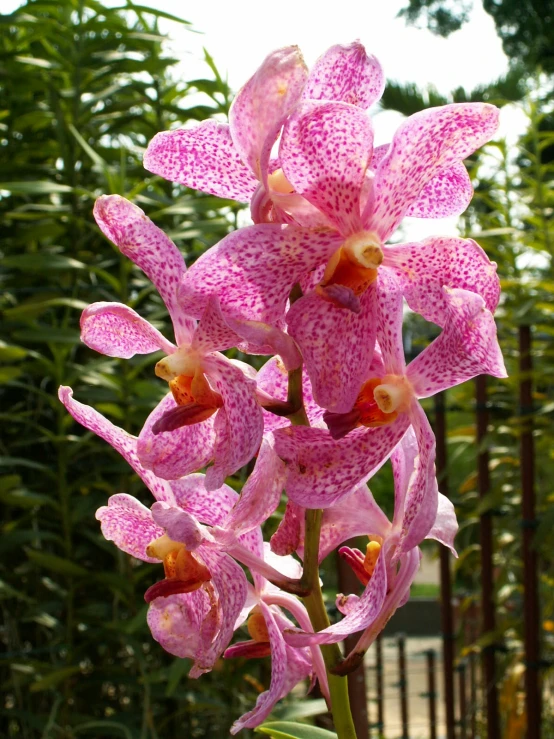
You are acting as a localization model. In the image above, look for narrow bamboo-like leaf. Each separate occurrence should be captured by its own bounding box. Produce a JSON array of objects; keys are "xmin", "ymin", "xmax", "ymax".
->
[
  {"xmin": 25, "ymin": 549, "xmax": 88, "ymax": 577},
  {"xmin": 2, "ymin": 254, "xmax": 86, "ymax": 271},
  {"xmin": 29, "ymin": 665, "xmax": 81, "ymax": 692},
  {"xmin": 256, "ymin": 723, "xmax": 338, "ymax": 739},
  {"xmin": 0, "ymin": 181, "xmax": 73, "ymax": 194}
]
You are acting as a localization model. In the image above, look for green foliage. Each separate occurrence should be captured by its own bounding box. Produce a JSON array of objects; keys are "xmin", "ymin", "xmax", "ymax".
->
[
  {"xmin": 256, "ymin": 722, "xmax": 338, "ymax": 739},
  {"xmin": 0, "ymin": 1, "xmax": 268, "ymax": 737}
]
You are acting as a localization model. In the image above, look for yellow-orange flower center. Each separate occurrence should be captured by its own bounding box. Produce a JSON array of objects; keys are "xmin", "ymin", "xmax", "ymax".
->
[
  {"xmin": 363, "ymin": 540, "xmax": 382, "ymax": 577},
  {"xmin": 247, "ymin": 608, "xmax": 270, "ymax": 643},
  {"xmin": 145, "ymin": 533, "xmax": 211, "ymax": 595},
  {"xmin": 354, "ymin": 375, "xmax": 413, "ymax": 428},
  {"xmin": 317, "ymin": 231, "xmax": 383, "ymax": 310},
  {"xmin": 267, "ymin": 168, "xmax": 294, "ymax": 194}
]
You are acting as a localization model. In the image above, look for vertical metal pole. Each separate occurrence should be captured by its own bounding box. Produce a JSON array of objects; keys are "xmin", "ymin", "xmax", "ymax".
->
[
  {"xmin": 476, "ymin": 375, "xmax": 500, "ymax": 739},
  {"xmin": 375, "ymin": 634, "xmax": 384, "ymax": 736},
  {"xmin": 398, "ymin": 634, "xmax": 408, "ymax": 739},
  {"xmin": 426, "ymin": 649, "xmax": 437, "ymax": 739},
  {"xmin": 458, "ymin": 662, "xmax": 467, "ymax": 739},
  {"xmin": 434, "ymin": 391, "xmax": 457, "ymax": 739},
  {"xmin": 337, "ymin": 542, "xmax": 370, "ymax": 739},
  {"xmin": 469, "ymin": 651, "xmax": 477, "ymax": 739},
  {"xmin": 519, "ymin": 325, "xmax": 542, "ymax": 738}
]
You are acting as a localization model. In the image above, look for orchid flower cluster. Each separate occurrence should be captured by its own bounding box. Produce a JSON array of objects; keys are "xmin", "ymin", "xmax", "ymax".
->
[{"xmin": 59, "ymin": 42, "xmax": 506, "ymax": 735}]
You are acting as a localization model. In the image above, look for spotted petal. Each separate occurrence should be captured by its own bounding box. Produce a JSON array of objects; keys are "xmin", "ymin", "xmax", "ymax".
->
[
  {"xmin": 365, "ymin": 103, "xmax": 499, "ymax": 240},
  {"xmin": 201, "ymin": 354, "xmax": 264, "ymax": 490},
  {"xmin": 407, "ymin": 288, "xmax": 507, "ymax": 398},
  {"xmin": 143, "ymin": 121, "xmax": 258, "ymax": 201},
  {"xmin": 280, "ymin": 100, "xmax": 372, "ymax": 234},
  {"xmin": 229, "ymin": 46, "xmax": 308, "ymax": 184},
  {"xmin": 178, "ymin": 223, "xmax": 341, "ymax": 323},
  {"xmin": 382, "ymin": 236, "xmax": 500, "ymax": 327},
  {"xmin": 58, "ymin": 386, "xmax": 175, "ymax": 504},
  {"xmin": 96, "ymin": 494, "xmax": 163, "ymax": 562},
  {"xmin": 287, "ymin": 284, "xmax": 377, "ymax": 413},
  {"xmin": 303, "ymin": 41, "xmax": 385, "ymax": 109},
  {"xmin": 273, "ymin": 417, "xmax": 410, "ymax": 508},
  {"xmin": 224, "ymin": 437, "xmax": 286, "ymax": 536},
  {"xmin": 171, "ymin": 473, "xmax": 237, "ymax": 527},
  {"xmin": 285, "ymin": 545, "xmax": 388, "ymax": 647},
  {"xmin": 93, "ymin": 195, "xmax": 195, "ymax": 345},
  {"xmin": 137, "ymin": 393, "xmax": 216, "ymax": 480},
  {"xmin": 229, "ymin": 603, "xmax": 290, "ymax": 733},
  {"xmin": 80, "ymin": 302, "xmax": 175, "ymax": 358},
  {"xmin": 395, "ymin": 404, "xmax": 438, "ymax": 556}
]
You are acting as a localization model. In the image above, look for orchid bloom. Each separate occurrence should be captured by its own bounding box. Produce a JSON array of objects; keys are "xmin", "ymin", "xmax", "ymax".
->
[
  {"xmin": 283, "ymin": 426, "xmax": 458, "ymax": 652},
  {"xmin": 176, "ymin": 96, "xmax": 500, "ymax": 413},
  {"xmin": 272, "ymin": 282, "xmax": 506, "ymax": 510},
  {"xmin": 144, "ymin": 43, "xmax": 386, "ymax": 227},
  {"xmin": 224, "ymin": 545, "xmax": 328, "ymax": 733},
  {"xmin": 84, "ymin": 195, "xmax": 299, "ymax": 489}
]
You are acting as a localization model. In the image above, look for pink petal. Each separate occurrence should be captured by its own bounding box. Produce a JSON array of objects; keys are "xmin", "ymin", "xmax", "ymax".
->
[
  {"xmin": 230, "ymin": 602, "xmax": 289, "ymax": 733},
  {"xmin": 365, "ymin": 103, "xmax": 499, "ymax": 240},
  {"xmin": 407, "ymin": 288, "xmax": 507, "ymax": 398},
  {"xmin": 93, "ymin": 195, "xmax": 195, "ymax": 345},
  {"xmin": 287, "ymin": 284, "xmax": 377, "ymax": 413},
  {"xmin": 382, "ymin": 236, "xmax": 500, "ymax": 326},
  {"xmin": 80, "ymin": 302, "xmax": 175, "ymax": 358},
  {"xmin": 390, "ymin": 425, "xmax": 418, "ymax": 527},
  {"xmin": 178, "ymin": 224, "xmax": 341, "ymax": 323},
  {"xmin": 171, "ymin": 473, "xmax": 238, "ymax": 526},
  {"xmin": 273, "ymin": 416, "xmax": 410, "ymax": 508},
  {"xmin": 285, "ymin": 545, "xmax": 388, "ymax": 647},
  {"xmin": 312, "ymin": 485, "xmax": 391, "ymax": 562},
  {"xmin": 375, "ymin": 271, "xmax": 406, "ymax": 375},
  {"xmin": 224, "ymin": 437, "xmax": 286, "ymax": 536},
  {"xmin": 151, "ymin": 502, "xmax": 206, "ymax": 550},
  {"xmin": 202, "ymin": 354, "xmax": 264, "ymax": 490},
  {"xmin": 137, "ymin": 393, "xmax": 217, "ymax": 480},
  {"xmin": 280, "ymin": 100, "xmax": 373, "ymax": 234},
  {"xmin": 225, "ymin": 317, "xmax": 302, "ymax": 372},
  {"xmin": 303, "ymin": 41, "xmax": 385, "ymax": 109},
  {"xmin": 58, "ymin": 386, "xmax": 175, "ymax": 505},
  {"xmin": 191, "ymin": 295, "xmax": 242, "ymax": 355},
  {"xmin": 143, "ymin": 121, "xmax": 259, "ymax": 201},
  {"xmin": 147, "ymin": 588, "xmax": 218, "ymax": 662},
  {"xmin": 229, "ymin": 46, "xmax": 308, "ymax": 183},
  {"xmin": 426, "ymin": 493, "xmax": 458, "ymax": 556},
  {"xmin": 270, "ymin": 500, "xmax": 304, "ymax": 556},
  {"xmin": 407, "ymin": 162, "xmax": 473, "ymax": 218},
  {"xmin": 96, "ymin": 494, "xmax": 164, "ymax": 562},
  {"xmin": 395, "ymin": 404, "xmax": 438, "ymax": 556},
  {"xmin": 197, "ymin": 545, "xmax": 249, "ymax": 674},
  {"xmin": 257, "ymin": 357, "xmax": 325, "ymax": 433}
]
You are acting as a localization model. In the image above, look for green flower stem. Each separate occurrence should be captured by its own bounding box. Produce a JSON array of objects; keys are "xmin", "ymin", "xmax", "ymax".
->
[
  {"xmin": 283, "ymin": 304, "xmax": 356, "ymax": 737},
  {"xmin": 301, "ymin": 510, "xmax": 357, "ymax": 739}
]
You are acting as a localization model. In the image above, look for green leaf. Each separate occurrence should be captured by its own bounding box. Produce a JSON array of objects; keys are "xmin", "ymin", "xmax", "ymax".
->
[
  {"xmin": 110, "ymin": 4, "xmax": 192, "ymax": 24},
  {"xmin": 30, "ymin": 665, "xmax": 81, "ymax": 692},
  {"xmin": 0, "ymin": 181, "xmax": 73, "ymax": 194},
  {"xmin": 25, "ymin": 549, "xmax": 88, "ymax": 577},
  {"xmin": 0, "ymin": 342, "xmax": 28, "ymax": 361},
  {"xmin": 256, "ymin": 722, "xmax": 338, "ymax": 739},
  {"xmin": 273, "ymin": 700, "xmax": 329, "ymax": 721},
  {"xmin": 2, "ymin": 254, "xmax": 86, "ymax": 271}
]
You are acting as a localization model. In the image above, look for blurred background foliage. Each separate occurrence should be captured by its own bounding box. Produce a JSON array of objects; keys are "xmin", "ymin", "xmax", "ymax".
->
[{"xmin": 1, "ymin": 0, "xmax": 553, "ymax": 736}]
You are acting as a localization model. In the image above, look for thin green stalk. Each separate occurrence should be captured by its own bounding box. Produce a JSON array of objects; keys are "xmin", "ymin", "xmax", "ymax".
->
[
  {"xmin": 283, "ymin": 318, "xmax": 356, "ymax": 737},
  {"xmin": 300, "ymin": 510, "xmax": 357, "ymax": 739}
]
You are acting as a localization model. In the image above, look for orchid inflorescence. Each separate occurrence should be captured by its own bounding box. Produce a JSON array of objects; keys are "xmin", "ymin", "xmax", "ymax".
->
[{"xmin": 59, "ymin": 42, "xmax": 506, "ymax": 735}]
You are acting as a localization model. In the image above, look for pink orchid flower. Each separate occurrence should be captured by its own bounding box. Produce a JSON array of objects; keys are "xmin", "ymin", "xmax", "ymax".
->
[
  {"xmin": 59, "ymin": 385, "xmax": 317, "ymax": 676},
  {"xmin": 84, "ymin": 195, "xmax": 299, "ymax": 488},
  {"xmin": 144, "ymin": 42, "xmax": 385, "ymax": 227},
  {"xmin": 176, "ymin": 97, "xmax": 500, "ymax": 413},
  {"xmin": 224, "ymin": 546, "xmax": 328, "ymax": 733},
  {"xmin": 272, "ymin": 283, "xmax": 507, "ymax": 510},
  {"xmin": 282, "ymin": 426, "xmax": 458, "ymax": 652}
]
